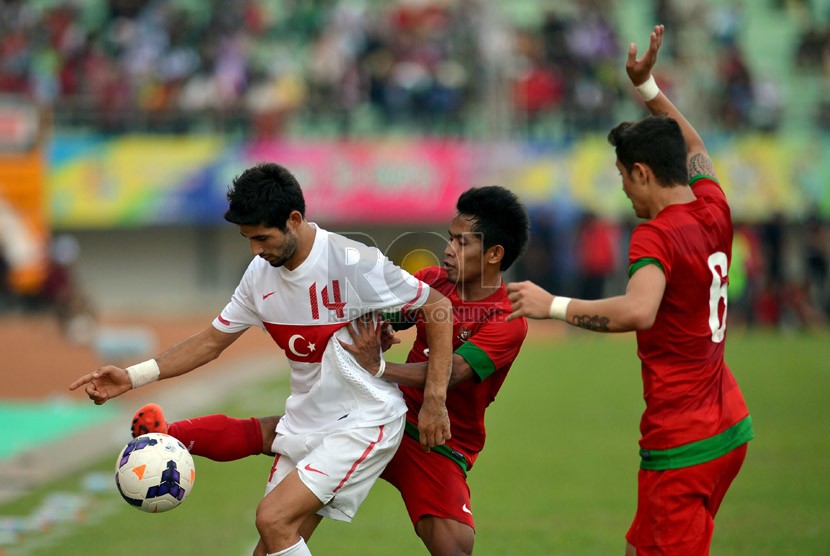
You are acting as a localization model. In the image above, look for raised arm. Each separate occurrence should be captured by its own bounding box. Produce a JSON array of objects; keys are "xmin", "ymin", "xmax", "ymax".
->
[
  {"xmin": 69, "ymin": 325, "xmax": 245, "ymax": 405},
  {"xmin": 626, "ymin": 24, "xmax": 717, "ymax": 179}
]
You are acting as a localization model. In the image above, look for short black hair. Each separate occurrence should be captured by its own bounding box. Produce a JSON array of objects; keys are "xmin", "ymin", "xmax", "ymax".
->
[
  {"xmin": 456, "ymin": 185, "xmax": 530, "ymax": 271},
  {"xmin": 224, "ymin": 163, "xmax": 306, "ymax": 230},
  {"xmin": 607, "ymin": 116, "xmax": 689, "ymax": 187}
]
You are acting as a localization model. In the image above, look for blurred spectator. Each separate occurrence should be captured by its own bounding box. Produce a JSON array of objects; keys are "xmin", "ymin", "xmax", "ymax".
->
[
  {"xmin": 0, "ymin": 245, "xmax": 12, "ymax": 313},
  {"xmin": 752, "ymin": 76, "xmax": 783, "ymax": 132},
  {"xmin": 794, "ymin": 25, "xmax": 827, "ymax": 69},
  {"xmin": 574, "ymin": 211, "xmax": 620, "ymax": 300},
  {"xmin": 511, "ymin": 30, "xmax": 564, "ymax": 137},
  {"xmin": 710, "ymin": 2, "xmax": 743, "ymax": 47},
  {"xmin": 804, "ymin": 211, "xmax": 830, "ymax": 316},
  {"xmin": 817, "ymin": 97, "xmax": 830, "ymax": 130},
  {"xmin": 569, "ymin": 9, "xmax": 622, "ymax": 132},
  {"xmin": 781, "ymin": 277, "xmax": 827, "ymax": 329},
  {"xmin": 514, "ymin": 207, "xmax": 559, "ymax": 294},
  {"xmin": 653, "ymin": 0, "xmax": 681, "ymax": 58},
  {"xmin": 716, "ymin": 43, "xmax": 754, "ymax": 130},
  {"xmin": 729, "ymin": 223, "xmax": 764, "ymax": 327},
  {"xmin": 38, "ymin": 234, "xmax": 97, "ymax": 344},
  {"xmin": 755, "ymin": 213, "xmax": 786, "ymax": 326}
]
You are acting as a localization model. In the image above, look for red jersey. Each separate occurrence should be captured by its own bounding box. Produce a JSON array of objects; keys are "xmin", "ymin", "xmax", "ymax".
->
[
  {"xmin": 628, "ymin": 176, "xmax": 750, "ymax": 452},
  {"xmin": 399, "ymin": 266, "xmax": 527, "ymax": 469}
]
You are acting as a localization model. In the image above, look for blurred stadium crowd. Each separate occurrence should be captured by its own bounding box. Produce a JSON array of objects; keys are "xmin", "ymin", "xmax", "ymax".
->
[
  {"xmin": 1, "ymin": 0, "xmax": 829, "ymax": 329},
  {"xmin": 4, "ymin": 0, "xmax": 827, "ymax": 136}
]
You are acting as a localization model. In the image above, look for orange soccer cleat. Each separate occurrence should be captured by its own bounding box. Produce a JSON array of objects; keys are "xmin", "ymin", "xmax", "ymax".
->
[{"xmin": 131, "ymin": 403, "xmax": 169, "ymax": 438}]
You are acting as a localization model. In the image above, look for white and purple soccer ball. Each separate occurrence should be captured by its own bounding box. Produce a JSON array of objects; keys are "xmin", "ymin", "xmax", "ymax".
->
[{"xmin": 115, "ymin": 432, "xmax": 196, "ymax": 513}]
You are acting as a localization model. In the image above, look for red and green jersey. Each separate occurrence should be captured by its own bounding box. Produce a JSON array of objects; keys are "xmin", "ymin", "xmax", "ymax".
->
[
  {"xmin": 400, "ymin": 266, "xmax": 527, "ymax": 470},
  {"xmin": 628, "ymin": 175, "xmax": 752, "ymax": 468}
]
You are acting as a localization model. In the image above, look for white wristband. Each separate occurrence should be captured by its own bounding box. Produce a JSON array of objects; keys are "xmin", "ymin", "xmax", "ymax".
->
[
  {"xmin": 635, "ymin": 74, "xmax": 660, "ymax": 102},
  {"xmin": 374, "ymin": 357, "xmax": 386, "ymax": 379},
  {"xmin": 549, "ymin": 296, "xmax": 572, "ymax": 321},
  {"xmin": 126, "ymin": 359, "xmax": 160, "ymax": 389}
]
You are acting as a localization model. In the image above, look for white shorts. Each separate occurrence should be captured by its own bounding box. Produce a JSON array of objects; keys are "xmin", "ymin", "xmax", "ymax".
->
[{"xmin": 264, "ymin": 416, "xmax": 405, "ymax": 522}]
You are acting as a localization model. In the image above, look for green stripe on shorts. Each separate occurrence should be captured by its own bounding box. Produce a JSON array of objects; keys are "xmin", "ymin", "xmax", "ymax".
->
[
  {"xmin": 404, "ymin": 420, "xmax": 468, "ymax": 474},
  {"xmin": 639, "ymin": 415, "xmax": 755, "ymax": 470}
]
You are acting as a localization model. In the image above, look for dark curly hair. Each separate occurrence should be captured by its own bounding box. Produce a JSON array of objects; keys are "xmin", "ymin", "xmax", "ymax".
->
[
  {"xmin": 456, "ymin": 185, "xmax": 530, "ymax": 271},
  {"xmin": 224, "ymin": 163, "xmax": 306, "ymax": 230},
  {"xmin": 607, "ymin": 116, "xmax": 689, "ymax": 187}
]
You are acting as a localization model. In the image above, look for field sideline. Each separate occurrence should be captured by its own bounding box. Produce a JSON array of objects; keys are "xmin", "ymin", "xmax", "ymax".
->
[{"xmin": 3, "ymin": 329, "xmax": 828, "ymax": 555}]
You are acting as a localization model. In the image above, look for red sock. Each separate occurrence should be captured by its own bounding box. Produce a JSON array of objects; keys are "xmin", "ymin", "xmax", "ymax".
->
[{"xmin": 168, "ymin": 414, "xmax": 263, "ymax": 462}]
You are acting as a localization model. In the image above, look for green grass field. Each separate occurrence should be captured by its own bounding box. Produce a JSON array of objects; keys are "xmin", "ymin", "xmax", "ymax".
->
[{"xmin": 3, "ymin": 329, "xmax": 829, "ymax": 555}]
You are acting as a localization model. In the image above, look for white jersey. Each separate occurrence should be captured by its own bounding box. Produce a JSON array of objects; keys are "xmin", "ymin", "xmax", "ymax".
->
[{"xmin": 213, "ymin": 225, "xmax": 429, "ymax": 435}]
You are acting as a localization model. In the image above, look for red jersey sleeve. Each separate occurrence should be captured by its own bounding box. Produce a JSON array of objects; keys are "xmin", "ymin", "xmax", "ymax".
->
[
  {"xmin": 628, "ymin": 224, "xmax": 673, "ymax": 282},
  {"xmin": 455, "ymin": 311, "xmax": 527, "ymax": 382},
  {"xmin": 690, "ymin": 175, "xmax": 729, "ymax": 213}
]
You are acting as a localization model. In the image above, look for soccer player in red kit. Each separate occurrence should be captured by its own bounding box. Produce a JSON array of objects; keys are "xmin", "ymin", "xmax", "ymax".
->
[
  {"xmin": 506, "ymin": 26, "xmax": 753, "ymax": 556},
  {"xmin": 132, "ymin": 185, "xmax": 530, "ymax": 555},
  {"xmin": 359, "ymin": 189, "xmax": 530, "ymax": 553}
]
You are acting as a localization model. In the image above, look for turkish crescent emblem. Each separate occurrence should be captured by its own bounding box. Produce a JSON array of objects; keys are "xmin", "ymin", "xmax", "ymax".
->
[{"xmin": 288, "ymin": 334, "xmax": 309, "ymax": 357}]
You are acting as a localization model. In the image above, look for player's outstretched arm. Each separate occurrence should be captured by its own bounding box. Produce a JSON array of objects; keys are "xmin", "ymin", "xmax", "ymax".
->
[
  {"xmin": 507, "ymin": 266, "xmax": 666, "ymax": 332},
  {"xmin": 416, "ymin": 288, "xmax": 453, "ymax": 449},
  {"xmin": 627, "ymin": 24, "xmax": 717, "ymax": 180},
  {"xmin": 380, "ymin": 356, "xmax": 473, "ymax": 389},
  {"xmin": 339, "ymin": 318, "xmax": 473, "ymax": 388},
  {"xmin": 69, "ymin": 325, "xmax": 245, "ymax": 404},
  {"xmin": 68, "ymin": 365, "xmax": 132, "ymax": 405}
]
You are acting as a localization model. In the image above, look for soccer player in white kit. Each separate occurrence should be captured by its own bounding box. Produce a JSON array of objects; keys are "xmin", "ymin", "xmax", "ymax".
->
[{"xmin": 69, "ymin": 163, "xmax": 454, "ymax": 556}]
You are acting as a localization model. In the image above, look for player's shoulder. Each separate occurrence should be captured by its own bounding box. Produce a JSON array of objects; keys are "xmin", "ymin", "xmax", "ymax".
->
[
  {"xmin": 326, "ymin": 230, "xmax": 385, "ymax": 268},
  {"xmin": 327, "ymin": 229, "xmax": 380, "ymax": 255},
  {"xmin": 690, "ymin": 174, "xmax": 729, "ymax": 206},
  {"xmin": 627, "ymin": 220, "xmax": 672, "ymax": 259},
  {"xmin": 633, "ymin": 214, "xmax": 672, "ymax": 238},
  {"xmin": 486, "ymin": 302, "xmax": 529, "ymax": 343},
  {"xmin": 413, "ymin": 265, "xmax": 446, "ymax": 285},
  {"xmin": 497, "ymin": 293, "xmax": 528, "ymax": 331},
  {"xmin": 480, "ymin": 288, "xmax": 529, "ymax": 333}
]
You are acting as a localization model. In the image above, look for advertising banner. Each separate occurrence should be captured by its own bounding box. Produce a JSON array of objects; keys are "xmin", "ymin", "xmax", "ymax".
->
[{"xmin": 47, "ymin": 134, "xmax": 830, "ymax": 228}]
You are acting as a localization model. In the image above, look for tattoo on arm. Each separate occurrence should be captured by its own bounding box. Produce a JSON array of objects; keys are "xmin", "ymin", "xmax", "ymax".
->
[
  {"xmin": 689, "ymin": 153, "xmax": 715, "ymax": 177},
  {"xmin": 571, "ymin": 314, "xmax": 611, "ymax": 332}
]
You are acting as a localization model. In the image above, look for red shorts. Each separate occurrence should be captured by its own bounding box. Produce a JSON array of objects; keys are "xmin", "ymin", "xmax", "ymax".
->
[
  {"xmin": 626, "ymin": 443, "xmax": 748, "ymax": 556},
  {"xmin": 380, "ymin": 433, "xmax": 474, "ymax": 530}
]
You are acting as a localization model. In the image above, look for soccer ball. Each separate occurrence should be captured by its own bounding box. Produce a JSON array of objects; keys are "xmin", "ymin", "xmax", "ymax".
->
[{"xmin": 114, "ymin": 432, "xmax": 196, "ymax": 513}]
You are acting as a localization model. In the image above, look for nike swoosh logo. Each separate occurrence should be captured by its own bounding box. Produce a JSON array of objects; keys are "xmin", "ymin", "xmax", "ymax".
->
[
  {"xmin": 304, "ymin": 463, "xmax": 328, "ymax": 476},
  {"xmin": 462, "ymin": 503, "xmax": 472, "ymax": 515},
  {"xmin": 262, "ymin": 291, "xmax": 276, "ymax": 300}
]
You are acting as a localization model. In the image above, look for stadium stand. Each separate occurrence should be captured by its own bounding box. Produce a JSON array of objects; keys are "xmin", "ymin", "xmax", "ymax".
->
[{"xmin": 1, "ymin": 0, "xmax": 828, "ymax": 138}]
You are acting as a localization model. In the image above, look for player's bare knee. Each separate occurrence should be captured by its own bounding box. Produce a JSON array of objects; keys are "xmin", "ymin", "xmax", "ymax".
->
[
  {"xmin": 254, "ymin": 503, "xmax": 274, "ymax": 537},
  {"xmin": 255, "ymin": 497, "xmax": 289, "ymax": 537},
  {"xmin": 424, "ymin": 538, "xmax": 473, "ymax": 556},
  {"xmin": 417, "ymin": 517, "xmax": 474, "ymax": 556}
]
